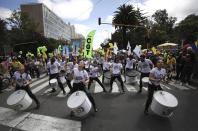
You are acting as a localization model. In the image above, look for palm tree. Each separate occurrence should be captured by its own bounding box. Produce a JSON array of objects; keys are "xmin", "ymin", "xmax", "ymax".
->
[{"xmin": 113, "ymin": 4, "xmax": 140, "ymax": 49}]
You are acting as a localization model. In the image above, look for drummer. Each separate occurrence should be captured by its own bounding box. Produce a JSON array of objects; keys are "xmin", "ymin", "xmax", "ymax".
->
[
  {"xmin": 109, "ymin": 57, "xmax": 125, "ymax": 93},
  {"xmin": 47, "ymin": 57, "xmax": 66, "ymax": 94},
  {"xmin": 71, "ymin": 60, "xmax": 98, "ymax": 112},
  {"xmin": 144, "ymin": 59, "xmax": 166, "ymax": 115},
  {"xmin": 102, "ymin": 57, "xmax": 111, "ymax": 83},
  {"xmin": 11, "ymin": 64, "xmax": 40, "ymax": 109},
  {"xmin": 137, "ymin": 55, "xmax": 154, "ymax": 93},
  {"xmin": 124, "ymin": 55, "xmax": 136, "ymax": 82},
  {"xmin": 88, "ymin": 60, "xmax": 107, "ymax": 92}
]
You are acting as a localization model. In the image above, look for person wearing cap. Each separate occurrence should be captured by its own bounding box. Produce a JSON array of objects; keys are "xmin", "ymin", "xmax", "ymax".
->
[
  {"xmin": 144, "ymin": 59, "xmax": 166, "ymax": 115},
  {"xmin": 11, "ymin": 64, "xmax": 40, "ymax": 109},
  {"xmin": 137, "ymin": 55, "xmax": 154, "ymax": 93}
]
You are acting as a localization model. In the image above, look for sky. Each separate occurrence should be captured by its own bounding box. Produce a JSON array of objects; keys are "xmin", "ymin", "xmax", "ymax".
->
[{"xmin": 0, "ymin": 0, "xmax": 198, "ymax": 49}]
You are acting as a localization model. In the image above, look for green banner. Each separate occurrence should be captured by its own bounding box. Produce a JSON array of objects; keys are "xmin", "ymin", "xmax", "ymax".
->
[{"xmin": 84, "ymin": 30, "xmax": 96, "ymax": 58}]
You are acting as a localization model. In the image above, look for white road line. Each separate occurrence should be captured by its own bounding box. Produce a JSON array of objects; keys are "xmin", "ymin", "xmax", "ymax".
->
[
  {"xmin": 0, "ymin": 107, "xmax": 81, "ymax": 131},
  {"xmin": 32, "ymin": 74, "xmax": 46, "ymax": 82},
  {"xmin": 32, "ymin": 81, "xmax": 49, "ymax": 94},
  {"xmin": 30, "ymin": 76, "xmax": 48, "ymax": 88},
  {"xmin": 161, "ymin": 84, "xmax": 172, "ymax": 90},
  {"xmin": 57, "ymin": 86, "xmax": 71, "ymax": 97},
  {"xmin": 125, "ymin": 85, "xmax": 137, "ymax": 92},
  {"xmin": 94, "ymin": 81, "xmax": 103, "ymax": 93},
  {"xmin": 112, "ymin": 82, "xmax": 119, "ymax": 93},
  {"xmin": 169, "ymin": 82, "xmax": 190, "ymax": 90}
]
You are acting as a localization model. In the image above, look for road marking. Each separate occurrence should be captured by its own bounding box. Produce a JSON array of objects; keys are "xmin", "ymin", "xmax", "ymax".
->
[
  {"xmin": 169, "ymin": 82, "xmax": 190, "ymax": 90},
  {"xmin": 32, "ymin": 74, "xmax": 46, "ymax": 82},
  {"xmin": 57, "ymin": 86, "xmax": 71, "ymax": 97},
  {"xmin": 161, "ymin": 83, "xmax": 172, "ymax": 90},
  {"xmin": 30, "ymin": 76, "xmax": 48, "ymax": 88},
  {"xmin": 0, "ymin": 107, "xmax": 81, "ymax": 131},
  {"xmin": 32, "ymin": 81, "xmax": 49, "ymax": 94},
  {"xmin": 94, "ymin": 81, "xmax": 103, "ymax": 93},
  {"xmin": 125, "ymin": 85, "xmax": 137, "ymax": 92},
  {"xmin": 112, "ymin": 82, "xmax": 119, "ymax": 93}
]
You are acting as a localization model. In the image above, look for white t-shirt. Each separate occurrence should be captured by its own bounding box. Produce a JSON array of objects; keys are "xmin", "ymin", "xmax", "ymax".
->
[
  {"xmin": 84, "ymin": 61, "xmax": 89, "ymax": 69},
  {"xmin": 138, "ymin": 59, "xmax": 153, "ymax": 73},
  {"xmin": 47, "ymin": 61, "xmax": 60, "ymax": 74},
  {"xmin": 66, "ymin": 62, "xmax": 74, "ymax": 74},
  {"xmin": 89, "ymin": 65, "xmax": 99, "ymax": 78},
  {"xmin": 112, "ymin": 62, "xmax": 122, "ymax": 75},
  {"xmin": 126, "ymin": 58, "xmax": 136, "ymax": 69},
  {"xmin": 59, "ymin": 61, "xmax": 66, "ymax": 71},
  {"xmin": 149, "ymin": 67, "xmax": 166, "ymax": 86},
  {"xmin": 73, "ymin": 68, "xmax": 89, "ymax": 83},
  {"xmin": 13, "ymin": 71, "xmax": 31, "ymax": 87},
  {"xmin": 103, "ymin": 61, "xmax": 111, "ymax": 70}
]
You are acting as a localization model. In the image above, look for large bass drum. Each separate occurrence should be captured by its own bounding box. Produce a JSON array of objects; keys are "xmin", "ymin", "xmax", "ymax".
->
[
  {"xmin": 7, "ymin": 90, "xmax": 33, "ymax": 110},
  {"xmin": 151, "ymin": 91, "xmax": 178, "ymax": 117},
  {"xmin": 126, "ymin": 70, "xmax": 138, "ymax": 84},
  {"xmin": 67, "ymin": 91, "xmax": 92, "ymax": 117},
  {"xmin": 103, "ymin": 71, "xmax": 111, "ymax": 84}
]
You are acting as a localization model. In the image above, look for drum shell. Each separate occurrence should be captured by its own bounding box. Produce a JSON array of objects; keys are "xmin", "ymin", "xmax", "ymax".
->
[
  {"xmin": 126, "ymin": 76, "xmax": 137, "ymax": 84},
  {"xmin": 142, "ymin": 77, "xmax": 149, "ymax": 87},
  {"xmin": 7, "ymin": 90, "xmax": 33, "ymax": 110},
  {"xmin": 151, "ymin": 91, "xmax": 178, "ymax": 117},
  {"xmin": 49, "ymin": 79, "xmax": 58, "ymax": 88},
  {"xmin": 104, "ymin": 72, "xmax": 111, "ymax": 84},
  {"xmin": 67, "ymin": 91, "xmax": 92, "ymax": 117}
]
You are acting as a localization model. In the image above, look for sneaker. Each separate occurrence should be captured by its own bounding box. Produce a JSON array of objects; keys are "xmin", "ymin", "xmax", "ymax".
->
[{"xmin": 94, "ymin": 108, "xmax": 98, "ymax": 112}]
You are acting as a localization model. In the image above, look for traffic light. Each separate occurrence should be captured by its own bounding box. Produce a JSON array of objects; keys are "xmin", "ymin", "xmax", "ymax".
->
[{"xmin": 98, "ymin": 17, "xmax": 101, "ymax": 25}]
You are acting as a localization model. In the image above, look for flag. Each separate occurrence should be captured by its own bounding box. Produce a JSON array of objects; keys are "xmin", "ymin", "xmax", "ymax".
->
[
  {"xmin": 127, "ymin": 41, "xmax": 131, "ymax": 55},
  {"xmin": 151, "ymin": 47, "xmax": 157, "ymax": 55},
  {"xmin": 114, "ymin": 42, "xmax": 118, "ymax": 55},
  {"xmin": 133, "ymin": 45, "xmax": 142, "ymax": 58},
  {"xmin": 84, "ymin": 30, "xmax": 96, "ymax": 58}
]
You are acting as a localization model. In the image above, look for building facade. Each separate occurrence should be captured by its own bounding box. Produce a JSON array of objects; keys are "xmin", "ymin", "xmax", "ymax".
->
[{"xmin": 21, "ymin": 3, "xmax": 76, "ymax": 41}]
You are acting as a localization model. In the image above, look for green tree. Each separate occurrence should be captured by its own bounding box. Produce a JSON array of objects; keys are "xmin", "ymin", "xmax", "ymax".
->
[{"xmin": 112, "ymin": 4, "xmax": 146, "ymax": 49}]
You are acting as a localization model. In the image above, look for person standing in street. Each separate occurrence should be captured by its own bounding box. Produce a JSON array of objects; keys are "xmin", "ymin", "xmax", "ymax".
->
[
  {"xmin": 71, "ymin": 60, "xmax": 98, "ymax": 112},
  {"xmin": 137, "ymin": 55, "xmax": 154, "ymax": 93},
  {"xmin": 144, "ymin": 59, "xmax": 166, "ymax": 115},
  {"xmin": 47, "ymin": 57, "xmax": 66, "ymax": 94},
  {"xmin": 109, "ymin": 57, "xmax": 125, "ymax": 93},
  {"xmin": 88, "ymin": 60, "xmax": 107, "ymax": 92},
  {"xmin": 11, "ymin": 64, "xmax": 40, "ymax": 109}
]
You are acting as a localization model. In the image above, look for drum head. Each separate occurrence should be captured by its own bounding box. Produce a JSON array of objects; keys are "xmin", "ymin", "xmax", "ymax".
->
[
  {"xmin": 50, "ymin": 79, "xmax": 57, "ymax": 84},
  {"xmin": 104, "ymin": 71, "xmax": 111, "ymax": 79},
  {"xmin": 7, "ymin": 90, "xmax": 26, "ymax": 105},
  {"xmin": 67, "ymin": 91, "xmax": 86, "ymax": 108},
  {"xmin": 154, "ymin": 91, "xmax": 178, "ymax": 108},
  {"xmin": 126, "ymin": 70, "xmax": 138, "ymax": 77},
  {"xmin": 142, "ymin": 77, "xmax": 149, "ymax": 82}
]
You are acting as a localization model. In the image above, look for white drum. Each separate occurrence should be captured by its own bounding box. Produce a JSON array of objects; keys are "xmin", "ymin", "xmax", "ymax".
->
[
  {"xmin": 7, "ymin": 90, "xmax": 32, "ymax": 110},
  {"xmin": 50, "ymin": 79, "xmax": 57, "ymax": 88},
  {"xmin": 142, "ymin": 77, "xmax": 149, "ymax": 87},
  {"xmin": 126, "ymin": 70, "xmax": 138, "ymax": 84},
  {"xmin": 59, "ymin": 76, "xmax": 66, "ymax": 84},
  {"xmin": 151, "ymin": 91, "xmax": 178, "ymax": 117},
  {"xmin": 103, "ymin": 72, "xmax": 111, "ymax": 84},
  {"xmin": 67, "ymin": 91, "xmax": 92, "ymax": 117}
]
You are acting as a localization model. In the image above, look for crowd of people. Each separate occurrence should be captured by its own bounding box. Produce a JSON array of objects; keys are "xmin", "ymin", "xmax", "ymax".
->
[{"xmin": 0, "ymin": 46, "xmax": 196, "ymax": 115}]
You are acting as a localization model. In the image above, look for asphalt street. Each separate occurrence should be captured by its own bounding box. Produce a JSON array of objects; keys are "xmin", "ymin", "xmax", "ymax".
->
[{"xmin": 0, "ymin": 74, "xmax": 198, "ymax": 131}]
